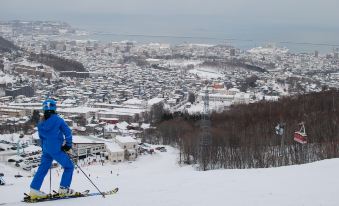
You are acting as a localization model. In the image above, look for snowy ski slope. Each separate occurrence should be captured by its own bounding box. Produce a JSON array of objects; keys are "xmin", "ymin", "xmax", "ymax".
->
[{"xmin": 0, "ymin": 147, "xmax": 338, "ymax": 206}]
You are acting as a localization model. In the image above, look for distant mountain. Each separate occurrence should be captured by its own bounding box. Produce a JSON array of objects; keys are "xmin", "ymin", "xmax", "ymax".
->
[{"xmin": 0, "ymin": 36, "xmax": 86, "ymax": 72}]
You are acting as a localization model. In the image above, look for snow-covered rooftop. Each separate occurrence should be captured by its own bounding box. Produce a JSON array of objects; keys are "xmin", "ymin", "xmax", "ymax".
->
[
  {"xmin": 123, "ymin": 98, "xmax": 145, "ymax": 106},
  {"xmin": 73, "ymin": 136, "xmax": 103, "ymax": 144},
  {"xmin": 116, "ymin": 121, "xmax": 129, "ymax": 130},
  {"xmin": 59, "ymin": 107, "xmax": 100, "ymax": 114},
  {"xmin": 105, "ymin": 142, "xmax": 124, "ymax": 153},
  {"xmin": 115, "ymin": 135, "xmax": 137, "ymax": 144},
  {"xmin": 148, "ymin": 97, "xmax": 164, "ymax": 106}
]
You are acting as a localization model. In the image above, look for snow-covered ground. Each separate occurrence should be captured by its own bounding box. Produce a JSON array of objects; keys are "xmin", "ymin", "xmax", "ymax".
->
[
  {"xmin": 1, "ymin": 147, "xmax": 339, "ymax": 206},
  {"xmin": 164, "ymin": 59, "xmax": 203, "ymax": 67},
  {"xmin": 189, "ymin": 67, "xmax": 224, "ymax": 79}
]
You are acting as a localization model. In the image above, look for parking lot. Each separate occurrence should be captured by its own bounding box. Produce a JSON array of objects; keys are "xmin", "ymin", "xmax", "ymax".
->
[{"xmin": 0, "ymin": 140, "xmax": 42, "ymax": 172}]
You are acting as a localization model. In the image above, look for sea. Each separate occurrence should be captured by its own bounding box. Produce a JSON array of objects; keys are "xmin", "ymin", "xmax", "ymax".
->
[
  {"xmin": 3, "ymin": 14, "xmax": 339, "ymax": 53},
  {"xmin": 63, "ymin": 14, "xmax": 339, "ymax": 54}
]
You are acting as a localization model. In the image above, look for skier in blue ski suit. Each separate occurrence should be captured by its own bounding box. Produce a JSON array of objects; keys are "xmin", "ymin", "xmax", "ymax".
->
[{"xmin": 30, "ymin": 99, "xmax": 74, "ymax": 197}]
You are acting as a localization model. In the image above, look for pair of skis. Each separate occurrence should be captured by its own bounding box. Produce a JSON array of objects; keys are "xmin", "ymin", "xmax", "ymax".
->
[
  {"xmin": 21, "ymin": 187, "xmax": 118, "ymax": 203},
  {"xmin": 0, "ymin": 188, "xmax": 118, "ymax": 205}
]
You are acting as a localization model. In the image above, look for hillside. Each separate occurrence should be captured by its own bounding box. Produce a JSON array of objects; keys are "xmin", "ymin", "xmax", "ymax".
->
[
  {"xmin": 28, "ymin": 52, "xmax": 87, "ymax": 72},
  {"xmin": 156, "ymin": 90, "xmax": 339, "ymax": 169},
  {"xmin": 0, "ymin": 36, "xmax": 86, "ymax": 73},
  {"xmin": 0, "ymin": 36, "xmax": 19, "ymax": 52}
]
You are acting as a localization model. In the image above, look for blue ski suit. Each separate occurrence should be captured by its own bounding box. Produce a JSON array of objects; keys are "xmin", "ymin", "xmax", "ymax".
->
[{"xmin": 30, "ymin": 114, "xmax": 74, "ymax": 190}]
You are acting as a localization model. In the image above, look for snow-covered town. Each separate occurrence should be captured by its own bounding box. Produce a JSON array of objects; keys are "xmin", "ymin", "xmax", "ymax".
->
[
  {"xmin": 0, "ymin": 21, "xmax": 338, "ymax": 115},
  {"xmin": 0, "ymin": 14, "xmax": 339, "ymax": 206}
]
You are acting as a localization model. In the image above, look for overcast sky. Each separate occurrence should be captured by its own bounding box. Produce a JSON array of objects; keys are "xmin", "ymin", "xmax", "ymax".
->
[
  {"xmin": 1, "ymin": 0, "xmax": 339, "ymax": 49},
  {"xmin": 1, "ymin": 0, "xmax": 339, "ymax": 26}
]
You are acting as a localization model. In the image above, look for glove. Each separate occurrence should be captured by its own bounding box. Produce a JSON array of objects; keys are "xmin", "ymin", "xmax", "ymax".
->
[{"xmin": 61, "ymin": 145, "xmax": 72, "ymax": 153}]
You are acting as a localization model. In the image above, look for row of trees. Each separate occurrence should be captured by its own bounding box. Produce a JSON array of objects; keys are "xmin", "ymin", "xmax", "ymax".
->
[
  {"xmin": 29, "ymin": 52, "xmax": 86, "ymax": 72},
  {"xmin": 201, "ymin": 59, "xmax": 269, "ymax": 73},
  {"xmin": 0, "ymin": 36, "xmax": 19, "ymax": 52},
  {"xmin": 154, "ymin": 90, "xmax": 339, "ymax": 169}
]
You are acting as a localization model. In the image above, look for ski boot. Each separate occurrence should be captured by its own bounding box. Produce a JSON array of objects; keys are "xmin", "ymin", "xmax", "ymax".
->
[
  {"xmin": 29, "ymin": 188, "xmax": 48, "ymax": 200},
  {"xmin": 57, "ymin": 186, "xmax": 77, "ymax": 197}
]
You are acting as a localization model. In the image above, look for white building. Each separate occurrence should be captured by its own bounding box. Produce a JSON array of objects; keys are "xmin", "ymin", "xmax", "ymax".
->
[
  {"xmin": 203, "ymin": 93, "xmax": 234, "ymax": 102},
  {"xmin": 97, "ymin": 107, "xmax": 145, "ymax": 122},
  {"xmin": 72, "ymin": 136, "xmax": 106, "ymax": 158},
  {"xmin": 228, "ymin": 88, "xmax": 241, "ymax": 95},
  {"xmin": 233, "ymin": 93, "xmax": 251, "ymax": 104},
  {"xmin": 115, "ymin": 135, "xmax": 138, "ymax": 149},
  {"xmin": 114, "ymin": 135, "xmax": 138, "ymax": 161},
  {"xmin": 72, "ymin": 135, "xmax": 134, "ymax": 163},
  {"xmin": 105, "ymin": 142, "xmax": 125, "ymax": 163},
  {"xmin": 122, "ymin": 98, "xmax": 146, "ymax": 108}
]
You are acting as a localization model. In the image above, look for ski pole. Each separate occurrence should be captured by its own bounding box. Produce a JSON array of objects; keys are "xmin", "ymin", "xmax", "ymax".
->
[
  {"xmin": 67, "ymin": 153, "xmax": 105, "ymax": 198},
  {"xmin": 49, "ymin": 167, "xmax": 52, "ymax": 194}
]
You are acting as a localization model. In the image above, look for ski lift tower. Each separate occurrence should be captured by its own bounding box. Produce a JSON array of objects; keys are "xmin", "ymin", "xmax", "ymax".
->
[{"xmin": 199, "ymin": 86, "xmax": 212, "ymax": 170}]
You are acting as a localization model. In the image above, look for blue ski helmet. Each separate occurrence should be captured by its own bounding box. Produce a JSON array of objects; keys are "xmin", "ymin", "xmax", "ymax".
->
[{"xmin": 42, "ymin": 99, "xmax": 57, "ymax": 111}]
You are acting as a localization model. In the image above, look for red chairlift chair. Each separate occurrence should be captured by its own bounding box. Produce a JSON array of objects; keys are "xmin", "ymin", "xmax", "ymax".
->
[{"xmin": 294, "ymin": 122, "xmax": 307, "ymax": 144}]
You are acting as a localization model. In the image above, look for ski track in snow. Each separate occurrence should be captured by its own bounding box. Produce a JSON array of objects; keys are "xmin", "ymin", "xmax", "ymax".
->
[{"xmin": 1, "ymin": 147, "xmax": 339, "ymax": 206}]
